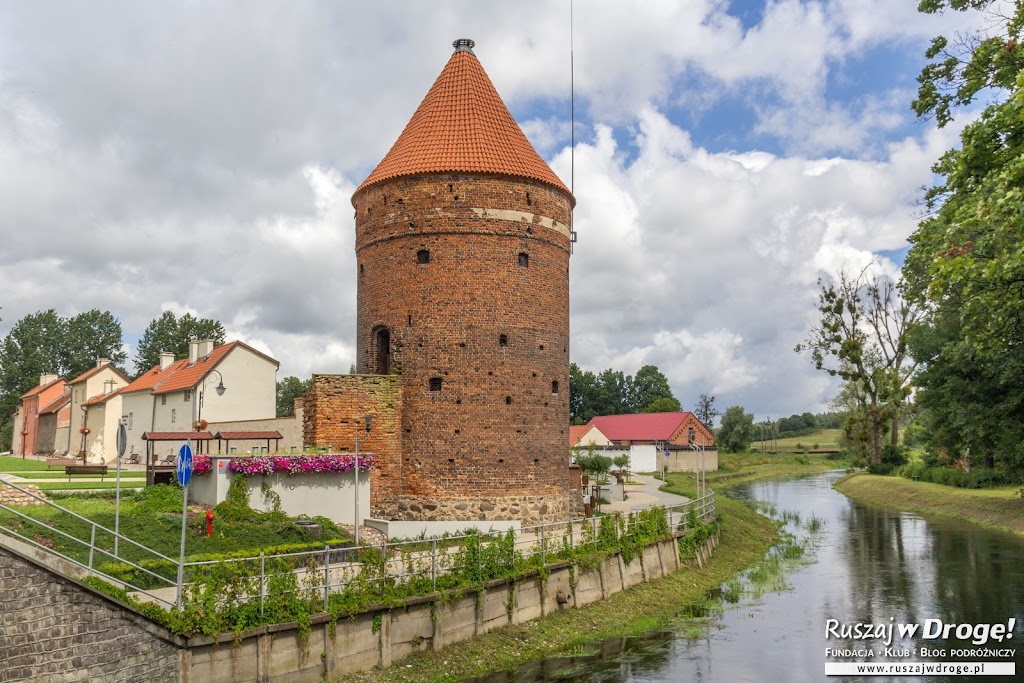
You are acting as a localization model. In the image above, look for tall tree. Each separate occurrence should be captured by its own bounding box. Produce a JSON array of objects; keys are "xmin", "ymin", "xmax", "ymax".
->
[
  {"xmin": 717, "ymin": 406, "xmax": 755, "ymax": 453},
  {"xmin": 630, "ymin": 364, "xmax": 678, "ymax": 412},
  {"xmin": 796, "ymin": 267, "xmax": 920, "ymax": 465},
  {"xmin": 276, "ymin": 376, "xmax": 312, "ymax": 417},
  {"xmin": 902, "ymin": 0, "xmax": 1024, "ymax": 473},
  {"xmin": 694, "ymin": 393, "xmax": 719, "ymax": 427},
  {"xmin": 135, "ymin": 311, "xmax": 226, "ymax": 375},
  {"xmin": 62, "ymin": 309, "xmax": 127, "ymax": 378},
  {"xmin": 0, "ymin": 310, "xmax": 65, "ymax": 444}
]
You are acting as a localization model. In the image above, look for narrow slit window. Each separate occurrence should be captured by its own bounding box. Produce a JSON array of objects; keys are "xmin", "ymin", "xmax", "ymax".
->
[
  {"xmin": 505, "ymin": 396, "xmax": 512, "ymax": 405},
  {"xmin": 429, "ymin": 377, "xmax": 442, "ymax": 391},
  {"xmin": 499, "ymin": 334, "xmax": 508, "ymax": 348},
  {"xmin": 517, "ymin": 253, "xmax": 529, "ymax": 267},
  {"xmin": 417, "ymin": 249, "xmax": 430, "ymax": 264},
  {"xmin": 551, "ymin": 380, "xmax": 559, "ymax": 394}
]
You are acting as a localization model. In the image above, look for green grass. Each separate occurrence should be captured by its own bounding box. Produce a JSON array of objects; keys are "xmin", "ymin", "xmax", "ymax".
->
[
  {"xmin": 835, "ymin": 473, "xmax": 1024, "ymax": 537},
  {"xmin": 31, "ymin": 481, "xmax": 146, "ymax": 491},
  {"xmin": 751, "ymin": 428, "xmax": 842, "ymax": 451},
  {"xmin": 674, "ymin": 451, "xmax": 845, "ymax": 491},
  {"xmin": 11, "ymin": 470, "xmax": 146, "ymax": 480},
  {"xmin": 334, "ymin": 494, "xmax": 778, "ymax": 683},
  {"xmin": 0, "ymin": 455, "xmax": 53, "ymax": 472}
]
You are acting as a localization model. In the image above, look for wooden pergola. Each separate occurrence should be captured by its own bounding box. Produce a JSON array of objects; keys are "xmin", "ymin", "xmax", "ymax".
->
[
  {"xmin": 141, "ymin": 431, "xmax": 214, "ymax": 485},
  {"xmin": 213, "ymin": 431, "xmax": 284, "ymax": 455}
]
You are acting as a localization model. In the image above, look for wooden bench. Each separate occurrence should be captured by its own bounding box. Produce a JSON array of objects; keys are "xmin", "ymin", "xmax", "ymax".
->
[
  {"xmin": 46, "ymin": 457, "xmax": 81, "ymax": 470},
  {"xmin": 64, "ymin": 465, "xmax": 109, "ymax": 481}
]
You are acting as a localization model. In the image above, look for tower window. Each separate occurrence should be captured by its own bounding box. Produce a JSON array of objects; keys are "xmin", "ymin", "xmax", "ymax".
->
[
  {"xmin": 518, "ymin": 253, "xmax": 529, "ymax": 267},
  {"xmin": 505, "ymin": 396, "xmax": 512, "ymax": 405},
  {"xmin": 429, "ymin": 377, "xmax": 442, "ymax": 391},
  {"xmin": 417, "ymin": 249, "xmax": 430, "ymax": 264},
  {"xmin": 499, "ymin": 334, "xmax": 508, "ymax": 348},
  {"xmin": 552, "ymin": 380, "xmax": 559, "ymax": 394},
  {"xmin": 374, "ymin": 327, "xmax": 391, "ymax": 375}
]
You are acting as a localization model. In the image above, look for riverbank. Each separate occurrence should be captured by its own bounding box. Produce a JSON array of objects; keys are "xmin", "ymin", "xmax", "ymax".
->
[
  {"xmin": 665, "ymin": 451, "xmax": 843, "ymax": 492},
  {"xmin": 334, "ymin": 494, "xmax": 777, "ymax": 683},
  {"xmin": 835, "ymin": 472, "xmax": 1024, "ymax": 536}
]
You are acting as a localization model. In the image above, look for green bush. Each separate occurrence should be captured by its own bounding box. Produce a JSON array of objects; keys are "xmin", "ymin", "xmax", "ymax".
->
[
  {"xmin": 134, "ymin": 484, "xmax": 184, "ymax": 514},
  {"xmin": 899, "ymin": 464, "xmax": 1018, "ymax": 489}
]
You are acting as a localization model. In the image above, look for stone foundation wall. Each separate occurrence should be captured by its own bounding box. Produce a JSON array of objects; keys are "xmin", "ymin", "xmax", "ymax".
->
[
  {"xmin": 0, "ymin": 543, "xmax": 181, "ymax": 682},
  {"xmin": 0, "ymin": 482, "xmax": 46, "ymax": 506},
  {"xmin": 380, "ymin": 490, "xmax": 577, "ymax": 525}
]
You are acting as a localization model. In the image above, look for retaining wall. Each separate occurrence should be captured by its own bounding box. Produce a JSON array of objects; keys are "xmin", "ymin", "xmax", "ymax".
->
[{"xmin": 0, "ymin": 526, "xmax": 719, "ymax": 682}]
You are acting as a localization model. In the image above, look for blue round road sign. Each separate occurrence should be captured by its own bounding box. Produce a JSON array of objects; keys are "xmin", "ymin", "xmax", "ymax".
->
[{"xmin": 177, "ymin": 444, "xmax": 194, "ymax": 487}]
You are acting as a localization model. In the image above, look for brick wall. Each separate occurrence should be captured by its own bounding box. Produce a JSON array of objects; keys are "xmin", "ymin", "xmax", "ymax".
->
[
  {"xmin": 347, "ymin": 173, "xmax": 575, "ymax": 522},
  {"xmin": 303, "ymin": 374, "xmax": 403, "ymax": 509},
  {"xmin": 0, "ymin": 545, "xmax": 180, "ymax": 682}
]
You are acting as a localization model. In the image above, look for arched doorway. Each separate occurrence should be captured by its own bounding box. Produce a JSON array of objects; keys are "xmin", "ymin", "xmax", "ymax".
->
[{"xmin": 374, "ymin": 327, "xmax": 391, "ymax": 375}]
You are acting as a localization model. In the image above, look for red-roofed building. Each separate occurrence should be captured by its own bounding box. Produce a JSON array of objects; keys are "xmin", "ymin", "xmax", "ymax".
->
[
  {"xmin": 569, "ymin": 424, "xmax": 611, "ymax": 448},
  {"xmin": 587, "ymin": 412, "xmax": 715, "ymax": 449},
  {"xmin": 11, "ymin": 374, "xmax": 67, "ymax": 457},
  {"xmin": 115, "ymin": 340, "xmax": 280, "ymax": 465},
  {"xmin": 67, "ymin": 359, "xmax": 131, "ymax": 460}
]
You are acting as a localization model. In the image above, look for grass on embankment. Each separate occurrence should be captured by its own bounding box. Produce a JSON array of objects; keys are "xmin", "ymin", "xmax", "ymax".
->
[
  {"xmin": 335, "ymin": 494, "xmax": 777, "ymax": 683},
  {"xmin": 692, "ymin": 450, "xmax": 843, "ymax": 490},
  {"xmin": 835, "ymin": 473, "xmax": 1024, "ymax": 537},
  {"xmin": 0, "ymin": 455, "xmax": 52, "ymax": 472}
]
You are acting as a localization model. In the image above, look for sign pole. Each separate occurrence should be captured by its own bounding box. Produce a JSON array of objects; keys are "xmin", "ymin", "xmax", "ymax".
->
[
  {"xmin": 114, "ymin": 422, "xmax": 127, "ymax": 557},
  {"xmin": 175, "ymin": 437, "xmax": 195, "ymax": 609}
]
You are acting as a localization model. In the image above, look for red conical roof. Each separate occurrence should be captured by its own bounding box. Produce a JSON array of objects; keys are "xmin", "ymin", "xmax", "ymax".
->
[{"xmin": 355, "ymin": 40, "xmax": 573, "ymax": 201}]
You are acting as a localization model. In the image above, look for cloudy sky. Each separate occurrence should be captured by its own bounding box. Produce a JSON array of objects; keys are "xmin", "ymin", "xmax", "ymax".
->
[{"xmin": 0, "ymin": 1, "xmax": 982, "ymax": 420}]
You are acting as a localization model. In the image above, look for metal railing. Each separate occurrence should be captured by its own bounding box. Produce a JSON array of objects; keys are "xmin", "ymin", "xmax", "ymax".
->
[
  {"xmin": 0, "ymin": 479, "xmax": 179, "ymax": 608},
  {"xmin": 0, "ymin": 476, "xmax": 714, "ymax": 615}
]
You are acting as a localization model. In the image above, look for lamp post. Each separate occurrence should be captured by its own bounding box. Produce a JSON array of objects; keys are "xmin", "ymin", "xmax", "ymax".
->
[
  {"xmin": 353, "ymin": 414, "xmax": 373, "ymax": 545},
  {"xmin": 189, "ymin": 370, "xmax": 226, "ymax": 459}
]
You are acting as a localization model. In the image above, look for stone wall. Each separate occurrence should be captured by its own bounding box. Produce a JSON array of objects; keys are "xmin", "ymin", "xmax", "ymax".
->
[
  {"xmin": 0, "ymin": 482, "xmax": 46, "ymax": 507},
  {"xmin": 0, "ymin": 540, "xmax": 182, "ymax": 682},
  {"xmin": 303, "ymin": 374, "xmax": 403, "ymax": 510}
]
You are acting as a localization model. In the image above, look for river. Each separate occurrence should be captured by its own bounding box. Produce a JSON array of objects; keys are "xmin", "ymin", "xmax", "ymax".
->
[{"xmin": 466, "ymin": 471, "xmax": 1024, "ymax": 681}]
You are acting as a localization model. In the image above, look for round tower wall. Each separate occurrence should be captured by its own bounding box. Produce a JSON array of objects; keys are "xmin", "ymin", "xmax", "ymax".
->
[{"xmin": 353, "ymin": 174, "xmax": 576, "ymax": 523}]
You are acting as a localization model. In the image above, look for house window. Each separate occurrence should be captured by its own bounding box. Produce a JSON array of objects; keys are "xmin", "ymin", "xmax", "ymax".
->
[
  {"xmin": 161, "ymin": 395, "xmax": 167, "ymax": 406},
  {"xmin": 129, "ymin": 412, "xmax": 134, "ymax": 430},
  {"xmin": 417, "ymin": 249, "xmax": 430, "ymax": 264},
  {"xmin": 171, "ymin": 409, "xmax": 176, "ymax": 423},
  {"xmin": 184, "ymin": 389, "xmax": 191, "ymax": 402},
  {"xmin": 429, "ymin": 378, "xmax": 442, "ymax": 391}
]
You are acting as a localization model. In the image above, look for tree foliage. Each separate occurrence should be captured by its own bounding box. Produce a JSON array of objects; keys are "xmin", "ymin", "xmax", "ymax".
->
[
  {"xmin": 717, "ymin": 406, "xmax": 755, "ymax": 453},
  {"xmin": 135, "ymin": 311, "xmax": 226, "ymax": 375},
  {"xmin": 276, "ymin": 376, "xmax": 312, "ymax": 417},
  {"xmin": 570, "ymin": 363, "xmax": 681, "ymax": 423},
  {"xmin": 796, "ymin": 267, "xmax": 920, "ymax": 464},
  {"xmin": 0, "ymin": 309, "xmax": 126, "ymax": 449},
  {"xmin": 903, "ymin": 0, "xmax": 1024, "ymax": 476},
  {"xmin": 694, "ymin": 393, "xmax": 719, "ymax": 427}
]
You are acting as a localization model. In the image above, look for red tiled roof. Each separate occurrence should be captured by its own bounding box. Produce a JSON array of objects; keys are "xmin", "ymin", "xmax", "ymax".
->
[
  {"xmin": 142, "ymin": 432, "xmax": 214, "ymax": 441},
  {"xmin": 569, "ymin": 425, "xmax": 590, "ymax": 446},
  {"xmin": 83, "ymin": 388, "xmax": 125, "ymax": 406},
  {"xmin": 67, "ymin": 365, "xmax": 131, "ymax": 386},
  {"xmin": 586, "ymin": 413, "xmax": 694, "ymax": 442},
  {"xmin": 355, "ymin": 42, "xmax": 573, "ymax": 201},
  {"xmin": 20, "ymin": 378, "xmax": 64, "ymax": 399},
  {"xmin": 121, "ymin": 359, "xmax": 189, "ymax": 394},
  {"xmin": 39, "ymin": 394, "xmax": 71, "ymax": 415},
  {"xmin": 150, "ymin": 343, "xmax": 236, "ymax": 395},
  {"xmin": 214, "ymin": 431, "xmax": 284, "ymax": 440}
]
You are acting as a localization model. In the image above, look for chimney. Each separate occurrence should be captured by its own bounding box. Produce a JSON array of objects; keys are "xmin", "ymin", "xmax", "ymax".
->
[
  {"xmin": 159, "ymin": 352, "xmax": 175, "ymax": 371},
  {"xmin": 197, "ymin": 339, "xmax": 215, "ymax": 359},
  {"xmin": 96, "ymin": 358, "xmax": 110, "ymax": 368},
  {"xmin": 39, "ymin": 373, "xmax": 59, "ymax": 386},
  {"xmin": 189, "ymin": 340, "xmax": 200, "ymax": 364}
]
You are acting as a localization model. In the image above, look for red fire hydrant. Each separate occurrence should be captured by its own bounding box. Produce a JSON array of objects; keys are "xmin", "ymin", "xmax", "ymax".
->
[{"xmin": 205, "ymin": 509, "xmax": 215, "ymax": 538}]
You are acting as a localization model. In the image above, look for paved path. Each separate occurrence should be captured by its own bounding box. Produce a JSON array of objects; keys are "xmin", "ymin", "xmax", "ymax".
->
[{"xmin": 600, "ymin": 473, "xmax": 690, "ymax": 515}]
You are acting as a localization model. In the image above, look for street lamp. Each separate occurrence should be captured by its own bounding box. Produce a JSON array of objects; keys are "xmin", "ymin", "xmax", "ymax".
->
[{"xmin": 353, "ymin": 414, "xmax": 373, "ymax": 546}]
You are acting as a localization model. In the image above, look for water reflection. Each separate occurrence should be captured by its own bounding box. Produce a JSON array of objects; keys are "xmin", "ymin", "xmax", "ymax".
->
[{"xmin": 468, "ymin": 472, "xmax": 1024, "ymax": 682}]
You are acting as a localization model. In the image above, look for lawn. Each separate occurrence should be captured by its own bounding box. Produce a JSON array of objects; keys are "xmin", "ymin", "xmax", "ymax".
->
[
  {"xmin": 751, "ymin": 428, "xmax": 842, "ymax": 452},
  {"xmin": 835, "ymin": 473, "xmax": 1024, "ymax": 536},
  {"xmin": 0, "ymin": 455, "xmax": 53, "ymax": 472},
  {"xmin": 32, "ymin": 481, "xmax": 146, "ymax": 491},
  {"xmin": 12, "ymin": 470, "xmax": 147, "ymax": 480},
  {"xmin": 669, "ymin": 450, "xmax": 846, "ymax": 491},
  {"xmin": 0, "ymin": 485, "xmax": 351, "ymax": 580}
]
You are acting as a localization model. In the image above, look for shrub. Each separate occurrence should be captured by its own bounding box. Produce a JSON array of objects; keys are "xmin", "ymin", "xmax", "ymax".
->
[{"xmin": 134, "ymin": 485, "xmax": 183, "ymax": 514}]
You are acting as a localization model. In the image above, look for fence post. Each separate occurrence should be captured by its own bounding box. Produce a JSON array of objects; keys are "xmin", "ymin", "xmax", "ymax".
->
[
  {"xmin": 381, "ymin": 540, "xmax": 387, "ymax": 594},
  {"xmin": 88, "ymin": 524, "xmax": 96, "ymax": 570},
  {"xmin": 259, "ymin": 552, "xmax": 265, "ymax": 618},
  {"xmin": 592, "ymin": 517, "xmax": 598, "ymax": 549},
  {"xmin": 540, "ymin": 522, "xmax": 546, "ymax": 566},
  {"xmin": 568, "ymin": 519, "xmax": 574, "ymax": 552},
  {"xmin": 323, "ymin": 544, "xmax": 330, "ymax": 611},
  {"xmin": 431, "ymin": 539, "xmax": 437, "ymax": 593}
]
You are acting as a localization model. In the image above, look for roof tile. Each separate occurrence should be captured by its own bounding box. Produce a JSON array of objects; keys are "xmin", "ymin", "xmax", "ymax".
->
[
  {"xmin": 587, "ymin": 413, "xmax": 694, "ymax": 442},
  {"xmin": 355, "ymin": 44, "xmax": 573, "ymax": 201}
]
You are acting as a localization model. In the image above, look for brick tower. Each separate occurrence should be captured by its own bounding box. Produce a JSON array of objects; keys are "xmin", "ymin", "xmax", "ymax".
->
[{"xmin": 351, "ymin": 39, "xmax": 577, "ymax": 523}]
